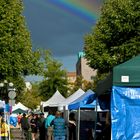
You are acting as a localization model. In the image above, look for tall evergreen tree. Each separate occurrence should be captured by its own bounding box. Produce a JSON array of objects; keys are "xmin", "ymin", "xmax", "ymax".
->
[
  {"xmin": 0, "ymin": 0, "xmax": 42, "ymax": 93},
  {"xmin": 84, "ymin": 0, "xmax": 140, "ymax": 75}
]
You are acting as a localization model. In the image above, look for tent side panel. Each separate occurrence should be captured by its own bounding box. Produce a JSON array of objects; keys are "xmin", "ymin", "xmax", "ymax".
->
[{"xmin": 111, "ymin": 86, "xmax": 140, "ymax": 140}]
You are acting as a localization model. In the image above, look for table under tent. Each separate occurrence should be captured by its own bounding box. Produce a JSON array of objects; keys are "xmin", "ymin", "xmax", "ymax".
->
[{"xmin": 96, "ymin": 55, "xmax": 140, "ymax": 140}]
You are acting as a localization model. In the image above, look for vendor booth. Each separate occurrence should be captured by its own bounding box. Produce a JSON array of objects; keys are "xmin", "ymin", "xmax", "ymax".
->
[
  {"xmin": 12, "ymin": 102, "xmax": 29, "ymax": 114},
  {"xmin": 112, "ymin": 55, "xmax": 140, "ymax": 140},
  {"xmin": 41, "ymin": 90, "xmax": 66, "ymax": 113},
  {"xmin": 68, "ymin": 89, "xmax": 96, "ymax": 140}
]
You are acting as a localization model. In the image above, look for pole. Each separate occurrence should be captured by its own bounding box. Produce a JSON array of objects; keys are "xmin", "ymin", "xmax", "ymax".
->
[
  {"xmin": 94, "ymin": 98, "xmax": 98, "ymax": 140},
  {"xmin": 8, "ymin": 113, "xmax": 11, "ymax": 140},
  {"xmin": 77, "ymin": 108, "xmax": 80, "ymax": 140},
  {"xmin": 5, "ymin": 112, "xmax": 10, "ymax": 140}
]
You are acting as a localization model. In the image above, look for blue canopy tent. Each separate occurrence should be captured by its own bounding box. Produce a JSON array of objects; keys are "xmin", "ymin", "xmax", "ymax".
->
[
  {"xmin": 68, "ymin": 89, "xmax": 96, "ymax": 140},
  {"xmin": 68, "ymin": 89, "xmax": 96, "ymax": 110},
  {"xmin": 112, "ymin": 55, "xmax": 140, "ymax": 140}
]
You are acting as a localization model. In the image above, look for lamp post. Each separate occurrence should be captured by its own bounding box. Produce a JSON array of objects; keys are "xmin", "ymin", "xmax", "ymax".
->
[
  {"xmin": 0, "ymin": 80, "xmax": 16, "ymax": 140},
  {"xmin": 0, "ymin": 80, "xmax": 15, "ymax": 101}
]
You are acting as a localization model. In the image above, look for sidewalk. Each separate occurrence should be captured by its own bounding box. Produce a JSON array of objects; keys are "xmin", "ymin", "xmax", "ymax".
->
[
  {"xmin": 11, "ymin": 128, "xmax": 24, "ymax": 140},
  {"xmin": 11, "ymin": 128, "xmax": 39, "ymax": 140}
]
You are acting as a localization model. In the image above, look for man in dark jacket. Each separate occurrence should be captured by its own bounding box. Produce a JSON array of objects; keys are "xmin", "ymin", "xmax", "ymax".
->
[
  {"xmin": 38, "ymin": 112, "xmax": 45, "ymax": 140},
  {"xmin": 20, "ymin": 113, "xmax": 30, "ymax": 140}
]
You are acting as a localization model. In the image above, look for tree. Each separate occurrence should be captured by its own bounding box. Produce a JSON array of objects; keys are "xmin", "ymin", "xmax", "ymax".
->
[
  {"xmin": 0, "ymin": 0, "xmax": 42, "ymax": 93},
  {"xmin": 84, "ymin": 0, "xmax": 140, "ymax": 75},
  {"xmin": 39, "ymin": 51, "xmax": 68, "ymax": 100},
  {"xmin": 18, "ymin": 83, "xmax": 42, "ymax": 110},
  {"xmin": 70, "ymin": 75, "xmax": 94, "ymax": 94},
  {"xmin": 70, "ymin": 76, "xmax": 83, "ymax": 93}
]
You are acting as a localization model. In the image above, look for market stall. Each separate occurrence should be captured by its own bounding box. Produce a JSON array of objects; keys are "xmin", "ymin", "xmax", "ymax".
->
[{"xmin": 112, "ymin": 55, "xmax": 140, "ymax": 140}]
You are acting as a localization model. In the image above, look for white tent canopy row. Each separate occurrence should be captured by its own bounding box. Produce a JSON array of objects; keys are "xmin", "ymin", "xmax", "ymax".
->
[
  {"xmin": 41, "ymin": 89, "xmax": 85, "ymax": 108},
  {"xmin": 59, "ymin": 88, "xmax": 85, "ymax": 107}
]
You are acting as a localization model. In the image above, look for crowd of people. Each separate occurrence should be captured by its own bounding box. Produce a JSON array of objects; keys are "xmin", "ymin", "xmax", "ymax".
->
[{"xmin": 17, "ymin": 110, "xmax": 76, "ymax": 140}]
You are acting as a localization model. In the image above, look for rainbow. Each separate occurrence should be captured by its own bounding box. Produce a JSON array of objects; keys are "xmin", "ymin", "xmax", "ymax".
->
[
  {"xmin": 26, "ymin": 0, "xmax": 102, "ymax": 24},
  {"xmin": 47, "ymin": 0, "xmax": 101, "ymax": 24}
]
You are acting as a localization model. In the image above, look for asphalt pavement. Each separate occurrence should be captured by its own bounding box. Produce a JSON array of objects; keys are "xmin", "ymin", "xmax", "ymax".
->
[
  {"xmin": 11, "ymin": 128, "xmax": 24, "ymax": 140},
  {"xmin": 10, "ymin": 128, "xmax": 39, "ymax": 140}
]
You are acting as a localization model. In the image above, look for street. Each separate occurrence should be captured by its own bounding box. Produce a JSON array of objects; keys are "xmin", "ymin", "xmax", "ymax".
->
[{"xmin": 11, "ymin": 128, "xmax": 39, "ymax": 140}]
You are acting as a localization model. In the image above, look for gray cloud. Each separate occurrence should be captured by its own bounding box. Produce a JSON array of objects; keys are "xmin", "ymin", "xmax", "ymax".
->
[
  {"xmin": 23, "ymin": 0, "xmax": 102, "ymax": 71},
  {"xmin": 23, "ymin": 0, "xmax": 94, "ymax": 57}
]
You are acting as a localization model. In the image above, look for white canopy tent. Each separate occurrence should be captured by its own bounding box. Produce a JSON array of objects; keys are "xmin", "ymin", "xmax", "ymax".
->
[
  {"xmin": 12, "ymin": 102, "xmax": 29, "ymax": 113},
  {"xmin": 58, "ymin": 88, "xmax": 85, "ymax": 109},
  {"xmin": 41, "ymin": 90, "xmax": 66, "ymax": 107}
]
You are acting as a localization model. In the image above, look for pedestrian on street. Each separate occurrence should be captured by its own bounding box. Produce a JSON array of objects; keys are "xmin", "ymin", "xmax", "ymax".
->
[
  {"xmin": 0, "ymin": 117, "xmax": 9, "ymax": 140},
  {"xmin": 20, "ymin": 113, "xmax": 30, "ymax": 140},
  {"xmin": 45, "ymin": 110, "xmax": 55, "ymax": 140},
  {"xmin": 51, "ymin": 111, "xmax": 66, "ymax": 140},
  {"xmin": 30, "ymin": 114, "xmax": 38, "ymax": 140},
  {"xmin": 38, "ymin": 112, "xmax": 46, "ymax": 140},
  {"xmin": 68, "ymin": 112, "xmax": 76, "ymax": 140},
  {"xmin": 17, "ymin": 112, "xmax": 22, "ymax": 130}
]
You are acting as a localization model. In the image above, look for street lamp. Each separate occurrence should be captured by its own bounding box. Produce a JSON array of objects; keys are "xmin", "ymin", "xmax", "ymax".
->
[
  {"xmin": 0, "ymin": 80, "xmax": 15, "ymax": 102},
  {"xmin": 0, "ymin": 80, "xmax": 16, "ymax": 140}
]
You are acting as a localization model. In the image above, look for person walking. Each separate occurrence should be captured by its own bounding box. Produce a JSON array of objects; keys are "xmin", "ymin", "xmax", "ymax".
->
[
  {"xmin": 45, "ymin": 110, "xmax": 55, "ymax": 140},
  {"xmin": 20, "ymin": 113, "xmax": 30, "ymax": 140},
  {"xmin": 17, "ymin": 112, "xmax": 22, "ymax": 130},
  {"xmin": 38, "ymin": 112, "xmax": 46, "ymax": 140},
  {"xmin": 68, "ymin": 112, "xmax": 76, "ymax": 140},
  {"xmin": 51, "ymin": 111, "xmax": 66, "ymax": 140},
  {"xmin": 30, "ymin": 114, "xmax": 38, "ymax": 140}
]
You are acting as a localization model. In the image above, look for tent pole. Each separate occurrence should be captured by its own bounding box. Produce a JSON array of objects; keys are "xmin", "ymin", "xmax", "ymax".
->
[
  {"xmin": 77, "ymin": 108, "xmax": 80, "ymax": 140},
  {"xmin": 67, "ymin": 107, "xmax": 69, "ymax": 140},
  {"xmin": 94, "ymin": 97, "xmax": 98, "ymax": 140}
]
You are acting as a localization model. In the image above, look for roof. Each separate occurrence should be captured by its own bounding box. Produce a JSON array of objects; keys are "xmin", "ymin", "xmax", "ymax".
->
[
  {"xmin": 12, "ymin": 108, "xmax": 27, "ymax": 114},
  {"xmin": 68, "ymin": 89, "xmax": 96, "ymax": 110},
  {"xmin": 67, "ymin": 72, "xmax": 76, "ymax": 77},
  {"xmin": 42, "ymin": 90, "xmax": 66, "ymax": 107},
  {"xmin": 59, "ymin": 88, "xmax": 85, "ymax": 107},
  {"xmin": 113, "ymin": 55, "xmax": 140, "ymax": 86},
  {"xmin": 96, "ymin": 55, "xmax": 140, "ymax": 96},
  {"xmin": 12, "ymin": 102, "xmax": 28, "ymax": 112}
]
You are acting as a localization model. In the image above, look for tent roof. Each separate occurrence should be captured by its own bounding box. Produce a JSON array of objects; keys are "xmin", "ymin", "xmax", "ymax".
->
[
  {"xmin": 42, "ymin": 90, "xmax": 66, "ymax": 107},
  {"xmin": 12, "ymin": 108, "xmax": 27, "ymax": 114},
  {"xmin": 59, "ymin": 88, "xmax": 85, "ymax": 106},
  {"xmin": 68, "ymin": 89, "xmax": 96, "ymax": 110},
  {"xmin": 113, "ymin": 55, "xmax": 140, "ymax": 86},
  {"xmin": 12, "ymin": 102, "xmax": 28, "ymax": 112}
]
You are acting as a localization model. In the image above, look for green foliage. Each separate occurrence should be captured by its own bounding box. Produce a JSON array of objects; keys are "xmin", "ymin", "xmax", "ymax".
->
[
  {"xmin": 39, "ymin": 51, "xmax": 68, "ymax": 100},
  {"xmin": 71, "ymin": 76, "xmax": 83, "ymax": 92},
  {"xmin": 18, "ymin": 83, "xmax": 41, "ymax": 110},
  {"xmin": 70, "ymin": 75, "xmax": 94, "ymax": 94},
  {"xmin": 84, "ymin": 0, "xmax": 140, "ymax": 74},
  {"xmin": 0, "ymin": 0, "xmax": 42, "ymax": 93}
]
